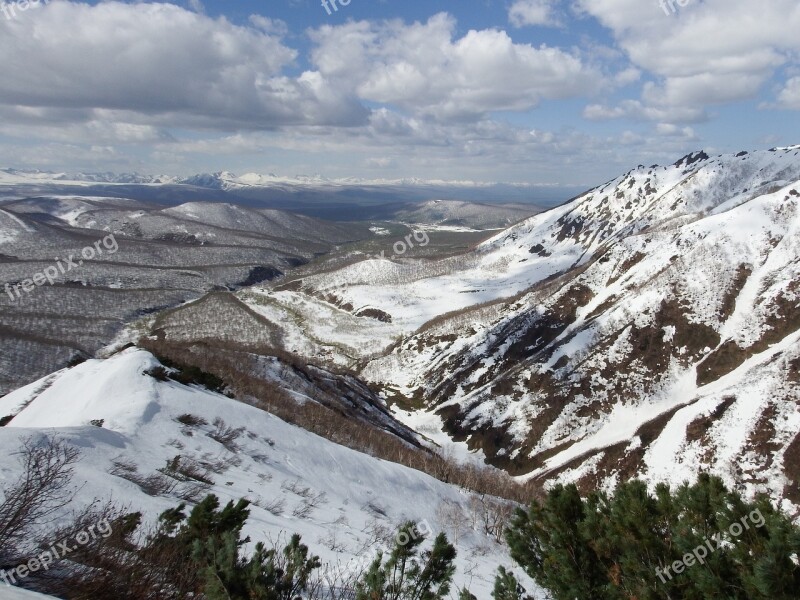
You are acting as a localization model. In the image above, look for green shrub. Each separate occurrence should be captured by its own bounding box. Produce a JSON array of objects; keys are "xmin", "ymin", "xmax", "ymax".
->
[
  {"xmin": 356, "ymin": 521, "xmax": 457, "ymax": 600},
  {"xmin": 505, "ymin": 474, "xmax": 800, "ymax": 600}
]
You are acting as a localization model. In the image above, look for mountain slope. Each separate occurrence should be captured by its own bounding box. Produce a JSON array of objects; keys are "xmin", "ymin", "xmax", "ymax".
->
[
  {"xmin": 369, "ymin": 147, "xmax": 800, "ymax": 506},
  {"xmin": 391, "ymin": 199, "xmax": 538, "ymax": 230},
  {"xmin": 0, "ymin": 349, "xmax": 538, "ymax": 597},
  {"xmin": 195, "ymin": 147, "xmax": 800, "ymax": 510},
  {"xmin": 0, "ymin": 196, "xmax": 370, "ymax": 395}
]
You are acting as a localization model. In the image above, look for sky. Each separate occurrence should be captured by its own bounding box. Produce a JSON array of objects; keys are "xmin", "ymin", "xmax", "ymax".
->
[{"xmin": 0, "ymin": 0, "xmax": 798, "ymax": 185}]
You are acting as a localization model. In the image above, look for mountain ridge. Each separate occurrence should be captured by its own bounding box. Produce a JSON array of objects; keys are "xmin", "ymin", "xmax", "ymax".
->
[
  {"xmin": 0, "ymin": 167, "xmax": 569, "ymax": 190},
  {"xmin": 169, "ymin": 146, "xmax": 800, "ymax": 511}
]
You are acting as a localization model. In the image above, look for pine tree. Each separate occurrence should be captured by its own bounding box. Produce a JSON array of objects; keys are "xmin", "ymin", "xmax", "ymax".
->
[
  {"xmin": 492, "ymin": 566, "xmax": 529, "ymax": 600},
  {"xmin": 151, "ymin": 494, "xmax": 321, "ymax": 599},
  {"xmin": 504, "ymin": 476, "xmax": 800, "ymax": 600},
  {"xmin": 277, "ymin": 534, "xmax": 322, "ymax": 599},
  {"xmin": 506, "ymin": 483, "xmax": 605, "ymax": 599},
  {"xmin": 355, "ymin": 521, "xmax": 457, "ymax": 600}
]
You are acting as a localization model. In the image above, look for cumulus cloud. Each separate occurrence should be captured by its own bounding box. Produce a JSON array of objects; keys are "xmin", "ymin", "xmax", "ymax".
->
[
  {"xmin": 0, "ymin": 1, "xmax": 785, "ymax": 182},
  {"xmin": 655, "ymin": 123, "xmax": 697, "ymax": 140},
  {"xmin": 144, "ymin": 115, "xmax": 704, "ymax": 184},
  {"xmin": 309, "ymin": 13, "xmax": 602, "ymax": 121},
  {"xmin": 508, "ymin": 0, "xmax": 563, "ymax": 27},
  {"xmin": 248, "ymin": 14, "xmax": 289, "ymax": 37},
  {"xmin": 0, "ymin": 1, "xmax": 366, "ymax": 130},
  {"xmin": 583, "ymin": 100, "xmax": 707, "ymax": 124},
  {"xmin": 576, "ymin": 0, "xmax": 800, "ymax": 122},
  {"xmin": 187, "ymin": 0, "xmax": 205, "ymax": 14},
  {"xmin": 776, "ymin": 77, "xmax": 800, "ymax": 110}
]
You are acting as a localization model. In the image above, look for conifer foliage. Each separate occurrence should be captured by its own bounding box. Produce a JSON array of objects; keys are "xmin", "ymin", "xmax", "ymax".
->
[
  {"xmin": 155, "ymin": 495, "xmax": 321, "ymax": 599},
  {"xmin": 491, "ymin": 566, "xmax": 530, "ymax": 600},
  {"xmin": 355, "ymin": 520, "xmax": 457, "ymax": 600},
  {"xmin": 505, "ymin": 474, "xmax": 800, "ymax": 599},
  {"xmin": 41, "ymin": 494, "xmax": 459, "ymax": 599}
]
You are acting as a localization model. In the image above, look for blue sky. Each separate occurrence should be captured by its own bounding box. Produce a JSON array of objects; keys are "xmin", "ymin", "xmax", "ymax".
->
[{"xmin": 0, "ymin": 0, "xmax": 798, "ymax": 185}]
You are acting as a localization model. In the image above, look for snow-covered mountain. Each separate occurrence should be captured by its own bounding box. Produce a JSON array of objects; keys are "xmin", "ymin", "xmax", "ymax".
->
[
  {"xmin": 3, "ymin": 146, "xmax": 800, "ymax": 597},
  {"xmin": 155, "ymin": 146, "xmax": 800, "ymax": 511},
  {"xmin": 0, "ymin": 168, "xmax": 537, "ymax": 190},
  {"xmin": 0, "ymin": 195, "xmax": 370, "ymax": 396},
  {"xmin": 384, "ymin": 147, "xmax": 800, "ymax": 507},
  {"xmin": 392, "ymin": 199, "xmax": 538, "ymax": 231},
  {"xmin": 0, "ymin": 349, "xmax": 539, "ymax": 598},
  {"xmin": 0, "ymin": 168, "xmax": 176, "ymax": 185}
]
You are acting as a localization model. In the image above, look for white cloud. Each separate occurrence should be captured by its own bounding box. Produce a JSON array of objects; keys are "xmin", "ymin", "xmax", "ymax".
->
[
  {"xmin": 309, "ymin": 13, "xmax": 602, "ymax": 121},
  {"xmin": 248, "ymin": 15, "xmax": 289, "ymax": 37},
  {"xmin": 0, "ymin": 107, "xmax": 176, "ymax": 145},
  {"xmin": 187, "ymin": 0, "xmax": 205, "ymax": 14},
  {"xmin": 508, "ymin": 0, "xmax": 563, "ymax": 28},
  {"xmin": 614, "ymin": 67, "xmax": 641, "ymax": 86},
  {"xmin": 655, "ymin": 123, "xmax": 697, "ymax": 140},
  {"xmin": 776, "ymin": 77, "xmax": 800, "ymax": 109},
  {"xmin": 575, "ymin": 0, "xmax": 800, "ymax": 121},
  {"xmin": 0, "ymin": 2, "xmax": 769, "ymax": 182},
  {"xmin": 0, "ymin": 1, "xmax": 365, "ymax": 129},
  {"xmin": 583, "ymin": 100, "xmax": 707, "ymax": 123}
]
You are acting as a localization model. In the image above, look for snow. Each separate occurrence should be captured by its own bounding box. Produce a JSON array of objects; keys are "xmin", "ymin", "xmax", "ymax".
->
[
  {"xmin": 247, "ymin": 151, "xmax": 796, "ymax": 374},
  {"xmin": 389, "ymin": 406, "xmax": 485, "ymax": 465},
  {"xmin": 0, "ymin": 167, "xmax": 543, "ymax": 190},
  {"xmin": 0, "ymin": 587, "xmax": 58, "ymax": 599},
  {"xmin": 0, "ymin": 349, "xmax": 541, "ymax": 598},
  {"xmin": 531, "ymin": 366, "xmax": 698, "ymax": 479},
  {"xmin": 3, "ymin": 147, "xmax": 800, "ymax": 591},
  {"xmin": 0, "ymin": 208, "xmax": 35, "ymax": 244},
  {"xmin": 283, "ymin": 147, "xmax": 800, "ymax": 506},
  {"xmin": 644, "ymin": 328, "xmax": 800, "ymax": 496}
]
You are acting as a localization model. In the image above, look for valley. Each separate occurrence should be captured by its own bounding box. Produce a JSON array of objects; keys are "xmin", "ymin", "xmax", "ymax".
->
[
  {"xmin": 2, "ymin": 147, "xmax": 800, "ymax": 598},
  {"xmin": 142, "ymin": 147, "xmax": 800, "ymax": 512}
]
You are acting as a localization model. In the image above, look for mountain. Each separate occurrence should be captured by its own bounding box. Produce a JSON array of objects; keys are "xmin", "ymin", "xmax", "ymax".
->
[
  {"xmin": 3, "ymin": 145, "xmax": 799, "ymax": 596},
  {"xmin": 0, "ymin": 168, "xmax": 176, "ymax": 185},
  {"xmin": 391, "ymin": 199, "xmax": 539, "ymax": 230},
  {"xmin": 0, "ymin": 197, "xmax": 370, "ymax": 395},
  {"xmin": 0, "ymin": 167, "xmax": 555, "ymax": 191},
  {"xmin": 0, "ymin": 168, "xmax": 575, "ymax": 221},
  {"xmin": 149, "ymin": 146, "xmax": 800, "ymax": 509},
  {"xmin": 0, "ymin": 348, "xmax": 537, "ymax": 598}
]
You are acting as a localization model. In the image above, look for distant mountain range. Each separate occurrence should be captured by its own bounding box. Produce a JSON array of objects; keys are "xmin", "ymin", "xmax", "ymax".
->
[
  {"xmin": 0, "ymin": 167, "xmax": 564, "ymax": 190},
  {"xmin": 0, "ymin": 167, "xmax": 575, "ymax": 220}
]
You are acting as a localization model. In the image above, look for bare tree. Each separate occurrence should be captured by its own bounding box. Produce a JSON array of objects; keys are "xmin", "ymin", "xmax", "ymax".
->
[
  {"xmin": 436, "ymin": 499, "xmax": 467, "ymax": 545},
  {"xmin": 0, "ymin": 435, "xmax": 80, "ymax": 560}
]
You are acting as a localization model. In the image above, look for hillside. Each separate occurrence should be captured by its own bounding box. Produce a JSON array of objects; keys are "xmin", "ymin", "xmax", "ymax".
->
[
  {"xmin": 0, "ymin": 349, "xmax": 539, "ymax": 598},
  {"xmin": 390, "ymin": 199, "xmax": 538, "ymax": 230},
  {"xmin": 0, "ymin": 197, "xmax": 369, "ymax": 395},
  {"xmin": 149, "ymin": 147, "xmax": 800, "ymax": 512}
]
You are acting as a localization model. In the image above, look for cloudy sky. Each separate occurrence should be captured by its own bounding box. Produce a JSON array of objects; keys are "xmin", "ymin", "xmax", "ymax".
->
[{"xmin": 1, "ymin": 0, "xmax": 798, "ymax": 184}]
